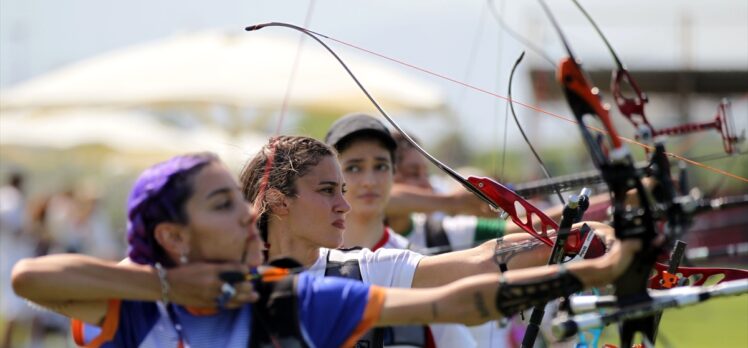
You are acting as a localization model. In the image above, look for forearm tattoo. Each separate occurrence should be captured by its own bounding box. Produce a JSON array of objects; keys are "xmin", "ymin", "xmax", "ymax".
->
[{"xmin": 493, "ymin": 237, "xmax": 545, "ymax": 272}]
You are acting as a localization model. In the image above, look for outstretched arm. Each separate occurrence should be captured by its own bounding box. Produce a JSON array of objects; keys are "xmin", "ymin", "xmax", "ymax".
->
[
  {"xmin": 387, "ymin": 184, "xmax": 495, "ymax": 218},
  {"xmin": 411, "ymin": 221, "xmax": 612, "ymax": 288},
  {"xmin": 378, "ymin": 238, "xmax": 638, "ymax": 326},
  {"xmin": 12, "ymin": 254, "xmax": 257, "ymax": 325}
]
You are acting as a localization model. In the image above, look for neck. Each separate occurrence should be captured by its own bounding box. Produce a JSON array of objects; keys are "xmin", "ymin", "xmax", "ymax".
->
[
  {"xmin": 266, "ymin": 219, "xmax": 320, "ymax": 268},
  {"xmin": 343, "ymin": 212, "xmax": 387, "ymax": 249}
]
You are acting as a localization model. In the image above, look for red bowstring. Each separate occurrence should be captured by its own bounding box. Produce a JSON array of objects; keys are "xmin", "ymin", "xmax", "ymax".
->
[{"xmin": 310, "ymin": 33, "xmax": 747, "ymax": 184}]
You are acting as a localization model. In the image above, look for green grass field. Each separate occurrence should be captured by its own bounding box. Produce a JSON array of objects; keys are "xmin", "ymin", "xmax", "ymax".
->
[{"xmin": 597, "ymin": 295, "xmax": 748, "ymax": 347}]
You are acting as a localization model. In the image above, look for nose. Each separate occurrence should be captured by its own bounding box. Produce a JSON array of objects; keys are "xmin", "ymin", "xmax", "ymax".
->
[
  {"xmin": 335, "ymin": 192, "xmax": 351, "ymax": 214},
  {"xmin": 361, "ymin": 169, "xmax": 377, "ymax": 188}
]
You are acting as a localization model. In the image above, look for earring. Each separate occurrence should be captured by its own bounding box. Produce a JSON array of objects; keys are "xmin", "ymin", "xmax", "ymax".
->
[{"xmin": 179, "ymin": 251, "xmax": 189, "ymax": 264}]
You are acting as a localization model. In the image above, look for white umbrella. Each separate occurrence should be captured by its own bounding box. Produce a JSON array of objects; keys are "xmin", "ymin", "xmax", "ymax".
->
[
  {"xmin": 0, "ymin": 30, "xmax": 444, "ymax": 114},
  {"xmin": 0, "ymin": 108, "xmax": 266, "ymax": 164}
]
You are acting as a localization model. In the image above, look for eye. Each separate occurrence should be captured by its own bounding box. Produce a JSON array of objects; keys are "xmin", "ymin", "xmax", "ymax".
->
[
  {"xmin": 375, "ymin": 163, "xmax": 391, "ymax": 172},
  {"xmin": 344, "ymin": 164, "xmax": 361, "ymax": 173},
  {"xmin": 341, "ymin": 186, "xmax": 348, "ymax": 194},
  {"xmin": 319, "ymin": 187, "xmax": 335, "ymax": 195},
  {"xmin": 215, "ymin": 198, "xmax": 234, "ymax": 210}
]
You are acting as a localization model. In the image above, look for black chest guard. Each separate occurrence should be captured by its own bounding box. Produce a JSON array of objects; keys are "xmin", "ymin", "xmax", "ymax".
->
[{"xmin": 250, "ymin": 260, "xmax": 309, "ymax": 348}]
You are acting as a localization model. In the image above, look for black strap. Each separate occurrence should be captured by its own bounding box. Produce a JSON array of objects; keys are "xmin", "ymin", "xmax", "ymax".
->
[
  {"xmin": 495, "ymin": 266, "xmax": 583, "ymax": 318},
  {"xmin": 424, "ymin": 215, "xmax": 452, "ymax": 254},
  {"xmin": 250, "ymin": 275, "xmax": 309, "ymax": 348}
]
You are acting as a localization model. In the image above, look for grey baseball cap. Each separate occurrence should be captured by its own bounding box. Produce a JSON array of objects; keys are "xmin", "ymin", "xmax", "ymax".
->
[{"xmin": 324, "ymin": 113, "xmax": 397, "ymax": 151}]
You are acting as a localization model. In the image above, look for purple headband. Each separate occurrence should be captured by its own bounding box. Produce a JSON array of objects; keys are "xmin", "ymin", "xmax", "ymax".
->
[{"xmin": 126, "ymin": 153, "xmax": 217, "ymax": 265}]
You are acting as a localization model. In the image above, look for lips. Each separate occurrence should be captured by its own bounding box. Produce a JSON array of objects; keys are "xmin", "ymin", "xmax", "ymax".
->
[
  {"xmin": 357, "ymin": 193, "xmax": 380, "ymax": 200},
  {"xmin": 332, "ymin": 219, "xmax": 346, "ymax": 229}
]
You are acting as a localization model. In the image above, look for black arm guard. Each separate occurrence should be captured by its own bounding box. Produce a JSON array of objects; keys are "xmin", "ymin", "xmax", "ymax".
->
[{"xmin": 495, "ymin": 267, "xmax": 584, "ymax": 317}]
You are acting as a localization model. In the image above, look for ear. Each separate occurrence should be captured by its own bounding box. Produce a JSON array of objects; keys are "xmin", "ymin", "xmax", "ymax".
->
[
  {"xmin": 153, "ymin": 222, "xmax": 190, "ymax": 256},
  {"xmin": 265, "ymin": 188, "xmax": 290, "ymax": 216}
]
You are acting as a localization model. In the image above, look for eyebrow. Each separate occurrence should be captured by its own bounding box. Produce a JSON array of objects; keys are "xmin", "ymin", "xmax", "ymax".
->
[
  {"xmin": 318, "ymin": 181, "xmax": 340, "ymax": 187},
  {"xmin": 344, "ymin": 156, "xmax": 390, "ymax": 164}
]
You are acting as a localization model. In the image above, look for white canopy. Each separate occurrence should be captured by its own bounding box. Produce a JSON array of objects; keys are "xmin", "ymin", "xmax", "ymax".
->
[
  {"xmin": 0, "ymin": 108, "xmax": 266, "ymax": 164},
  {"xmin": 0, "ymin": 30, "xmax": 444, "ymax": 114}
]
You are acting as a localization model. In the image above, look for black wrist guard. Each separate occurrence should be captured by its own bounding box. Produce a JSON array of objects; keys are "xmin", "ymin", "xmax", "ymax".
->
[{"xmin": 495, "ymin": 266, "xmax": 584, "ymax": 317}]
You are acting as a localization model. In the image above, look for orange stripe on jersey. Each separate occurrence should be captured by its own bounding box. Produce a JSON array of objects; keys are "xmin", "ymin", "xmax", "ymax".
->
[
  {"xmin": 70, "ymin": 299, "xmax": 122, "ymax": 348},
  {"xmin": 185, "ymin": 307, "xmax": 218, "ymax": 316},
  {"xmin": 261, "ymin": 267, "xmax": 291, "ymax": 282},
  {"xmin": 71, "ymin": 318, "xmax": 84, "ymax": 346},
  {"xmin": 339, "ymin": 286, "xmax": 386, "ymax": 348}
]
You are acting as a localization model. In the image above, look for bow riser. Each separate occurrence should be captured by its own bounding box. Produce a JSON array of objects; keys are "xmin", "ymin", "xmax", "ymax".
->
[
  {"xmin": 468, "ymin": 176, "xmax": 556, "ymax": 246},
  {"xmin": 467, "ymin": 176, "xmax": 605, "ymax": 257}
]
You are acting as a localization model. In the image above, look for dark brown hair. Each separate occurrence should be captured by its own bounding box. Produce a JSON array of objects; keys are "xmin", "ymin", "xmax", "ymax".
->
[{"xmin": 239, "ymin": 136, "xmax": 336, "ymax": 240}]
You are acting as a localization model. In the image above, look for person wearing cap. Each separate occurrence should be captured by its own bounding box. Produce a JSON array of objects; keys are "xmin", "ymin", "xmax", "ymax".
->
[
  {"xmin": 11, "ymin": 151, "xmax": 645, "ymax": 348},
  {"xmin": 324, "ymin": 113, "xmax": 415, "ymax": 251},
  {"xmin": 322, "ymin": 114, "xmax": 615, "ymax": 348},
  {"xmin": 323, "ymin": 114, "xmax": 566, "ymax": 252},
  {"xmin": 324, "ymin": 114, "xmax": 478, "ymax": 347},
  {"xmin": 385, "ymin": 131, "xmax": 522, "ymax": 347}
]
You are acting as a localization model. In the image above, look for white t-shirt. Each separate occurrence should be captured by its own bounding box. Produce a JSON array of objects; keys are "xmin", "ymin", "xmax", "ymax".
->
[{"xmin": 308, "ymin": 247, "xmax": 422, "ymax": 287}]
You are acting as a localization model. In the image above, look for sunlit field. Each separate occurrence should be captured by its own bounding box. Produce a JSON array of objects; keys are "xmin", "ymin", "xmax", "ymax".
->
[{"xmin": 596, "ymin": 295, "xmax": 748, "ymax": 348}]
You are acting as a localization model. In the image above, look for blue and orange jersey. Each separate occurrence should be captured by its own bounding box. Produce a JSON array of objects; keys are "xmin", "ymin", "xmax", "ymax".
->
[{"xmin": 71, "ymin": 270, "xmax": 385, "ymax": 348}]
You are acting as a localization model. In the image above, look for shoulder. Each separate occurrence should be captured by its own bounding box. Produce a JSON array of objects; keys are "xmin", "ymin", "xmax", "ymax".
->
[{"xmin": 384, "ymin": 228, "xmax": 412, "ymax": 249}]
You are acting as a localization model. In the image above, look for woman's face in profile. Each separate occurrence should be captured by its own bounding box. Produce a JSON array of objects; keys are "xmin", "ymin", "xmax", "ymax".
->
[{"xmin": 182, "ymin": 162, "xmax": 261, "ymax": 267}]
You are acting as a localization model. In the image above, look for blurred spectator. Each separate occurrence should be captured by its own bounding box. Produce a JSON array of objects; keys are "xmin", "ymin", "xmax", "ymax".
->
[
  {"xmin": 72, "ymin": 187, "xmax": 118, "ymax": 260},
  {"xmin": 45, "ymin": 185, "xmax": 118, "ymax": 260},
  {"xmin": 46, "ymin": 189, "xmax": 79, "ymax": 254},
  {"xmin": 0, "ymin": 172, "xmax": 36, "ymax": 348}
]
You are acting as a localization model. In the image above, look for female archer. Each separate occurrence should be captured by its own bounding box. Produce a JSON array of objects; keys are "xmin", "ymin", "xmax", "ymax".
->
[
  {"xmin": 12, "ymin": 151, "xmax": 642, "ymax": 347},
  {"xmin": 240, "ymin": 129, "xmax": 610, "ymax": 347}
]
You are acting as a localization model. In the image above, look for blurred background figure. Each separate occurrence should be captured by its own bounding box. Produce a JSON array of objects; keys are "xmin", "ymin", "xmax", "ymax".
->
[
  {"xmin": 0, "ymin": 171, "xmax": 37, "ymax": 348},
  {"xmin": 387, "ymin": 132, "xmax": 505, "ymax": 254}
]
